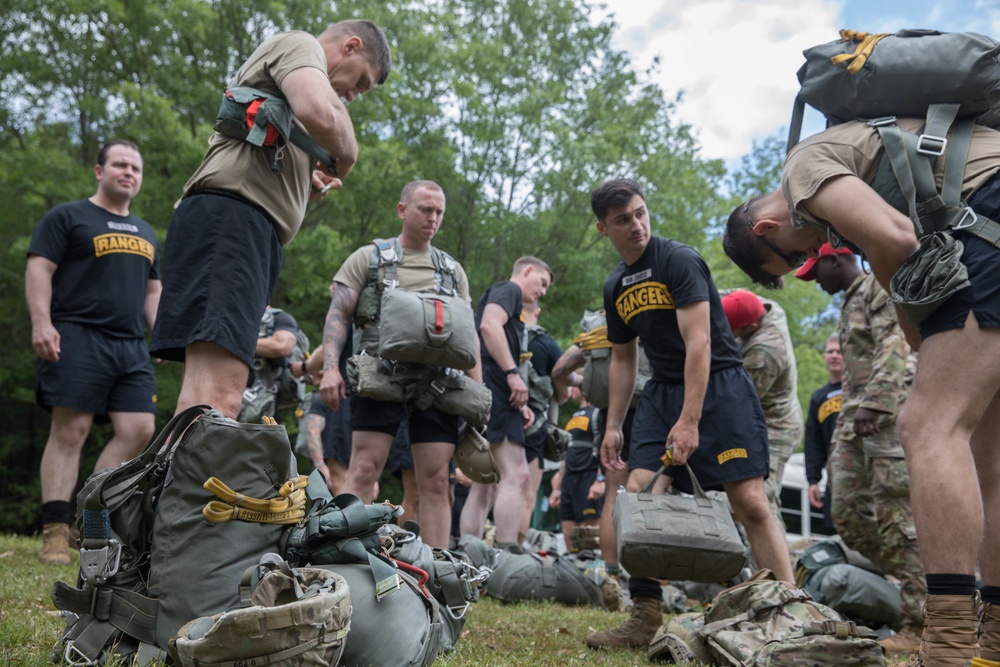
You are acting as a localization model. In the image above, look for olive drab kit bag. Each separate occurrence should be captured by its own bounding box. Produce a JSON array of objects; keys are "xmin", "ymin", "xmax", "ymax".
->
[
  {"xmin": 483, "ymin": 549, "xmax": 606, "ymax": 609},
  {"xmin": 51, "ymin": 406, "xmax": 307, "ymax": 665},
  {"xmin": 789, "ymin": 29, "xmax": 1000, "ymax": 325},
  {"xmin": 649, "ymin": 570, "xmax": 886, "ymax": 666},
  {"xmin": 613, "ymin": 463, "xmax": 748, "ymax": 582}
]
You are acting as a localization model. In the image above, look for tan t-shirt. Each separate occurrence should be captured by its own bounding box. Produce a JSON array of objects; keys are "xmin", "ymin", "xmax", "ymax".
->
[
  {"xmin": 334, "ymin": 240, "xmax": 472, "ymax": 303},
  {"xmin": 181, "ymin": 31, "xmax": 326, "ymax": 246},
  {"xmin": 782, "ymin": 118, "xmax": 1000, "ymax": 227}
]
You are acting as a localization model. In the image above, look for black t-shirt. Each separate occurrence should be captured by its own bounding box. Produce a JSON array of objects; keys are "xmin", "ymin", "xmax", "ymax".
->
[
  {"xmin": 27, "ymin": 199, "xmax": 160, "ymax": 338},
  {"xmin": 476, "ymin": 280, "xmax": 524, "ymax": 369},
  {"xmin": 565, "ymin": 405, "xmax": 599, "ymax": 473},
  {"xmin": 527, "ymin": 328, "xmax": 562, "ymax": 377},
  {"xmin": 603, "ymin": 236, "xmax": 742, "ymax": 383},
  {"xmin": 804, "ymin": 381, "xmax": 842, "ymax": 485}
]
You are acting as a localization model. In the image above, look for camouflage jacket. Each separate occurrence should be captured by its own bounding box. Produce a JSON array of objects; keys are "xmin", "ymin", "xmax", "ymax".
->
[
  {"xmin": 739, "ymin": 299, "xmax": 803, "ymax": 444},
  {"xmin": 834, "ymin": 272, "xmax": 916, "ymax": 451}
]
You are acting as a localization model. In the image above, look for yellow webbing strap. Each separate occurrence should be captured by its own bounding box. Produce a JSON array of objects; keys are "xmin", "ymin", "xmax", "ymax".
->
[
  {"xmin": 573, "ymin": 326, "xmax": 612, "ymax": 352},
  {"xmin": 202, "ymin": 474, "xmax": 309, "ymax": 524},
  {"xmin": 831, "ymin": 29, "xmax": 891, "ymax": 75}
]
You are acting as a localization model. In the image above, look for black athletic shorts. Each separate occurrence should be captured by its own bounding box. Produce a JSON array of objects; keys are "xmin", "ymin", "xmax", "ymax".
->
[
  {"xmin": 523, "ymin": 410, "xmax": 547, "ymax": 464},
  {"xmin": 483, "ymin": 362, "xmax": 525, "ymax": 446},
  {"xmin": 308, "ymin": 395, "xmax": 351, "ymax": 465},
  {"xmin": 151, "ymin": 191, "xmax": 283, "ymax": 366},
  {"xmin": 921, "ymin": 232, "xmax": 1000, "ymax": 338},
  {"xmin": 36, "ymin": 322, "xmax": 156, "ymax": 422},
  {"xmin": 558, "ymin": 465, "xmax": 603, "ymax": 522},
  {"xmin": 630, "ymin": 365, "xmax": 770, "ymax": 493},
  {"xmin": 350, "ymin": 396, "xmax": 459, "ymax": 445},
  {"xmin": 388, "ymin": 421, "xmax": 414, "ymax": 475},
  {"xmin": 596, "ymin": 407, "xmax": 636, "ymax": 463}
]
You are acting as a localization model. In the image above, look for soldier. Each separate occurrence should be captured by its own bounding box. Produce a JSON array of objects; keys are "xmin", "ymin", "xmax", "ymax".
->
[
  {"xmin": 721, "ymin": 289, "xmax": 803, "ymax": 532},
  {"xmin": 804, "ymin": 334, "xmax": 843, "ymax": 529},
  {"xmin": 796, "ymin": 243, "xmax": 925, "ymax": 653}
]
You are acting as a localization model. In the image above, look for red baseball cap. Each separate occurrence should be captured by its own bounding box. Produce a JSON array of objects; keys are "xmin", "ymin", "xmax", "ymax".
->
[
  {"xmin": 794, "ymin": 243, "xmax": 855, "ymax": 281},
  {"xmin": 721, "ymin": 289, "xmax": 765, "ymax": 330}
]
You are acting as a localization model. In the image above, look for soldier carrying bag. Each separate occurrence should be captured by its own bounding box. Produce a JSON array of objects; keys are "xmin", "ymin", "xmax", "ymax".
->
[{"xmin": 613, "ymin": 461, "xmax": 747, "ymax": 582}]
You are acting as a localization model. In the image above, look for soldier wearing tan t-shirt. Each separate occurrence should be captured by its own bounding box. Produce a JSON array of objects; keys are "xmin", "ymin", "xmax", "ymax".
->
[
  {"xmin": 724, "ymin": 118, "xmax": 1000, "ymax": 667},
  {"xmin": 152, "ymin": 20, "xmax": 392, "ymax": 421},
  {"xmin": 319, "ymin": 180, "xmax": 481, "ymax": 548}
]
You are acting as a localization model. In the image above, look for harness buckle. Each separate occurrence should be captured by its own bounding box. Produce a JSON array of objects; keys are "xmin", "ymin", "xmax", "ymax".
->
[
  {"xmin": 79, "ymin": 539, "xmax": 121, "ymax": 587},
  {"xmin": 917, "ymin": 133, "xmax": 948, "ymax": 157},
  {"xmin": 64, "ymin": 641, "xmax": 98, "ymax": 667},
  {"xmin": 953, "ymin": 206, "xmax": 978, "ymax": 230},
  {"xmin": 446, "ymin": 601, "xmax": 471, "ymax": 620}
]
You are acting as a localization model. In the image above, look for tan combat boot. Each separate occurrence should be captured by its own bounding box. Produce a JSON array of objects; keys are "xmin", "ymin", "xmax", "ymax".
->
[
  {"xmin": 585, "ymin": 595, "xmax": 661, "ymax": 649},
  {"xmin": 979, "ymin": 602, "xmax": 1000, "ymax": 663},
  {"xmin": 881, "ymin": 626, "xmax": 925, "ymax": 655},
  {"xmin": 39, "ymin": 522, "xmax": 71, "ymax": 565},
  {"xmin": 892, "ymin": 594, "xmax": 980, "ymax": 667}
]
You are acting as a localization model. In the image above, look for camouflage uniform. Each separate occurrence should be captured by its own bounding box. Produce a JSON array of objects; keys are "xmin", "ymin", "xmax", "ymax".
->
[
  {"xmin": 737, "ymin": 298, "xmax": 803, "ymax": 531},
  {"xmin": 830, "ymin": 271, "xmax": 925, "ymax": 627}
]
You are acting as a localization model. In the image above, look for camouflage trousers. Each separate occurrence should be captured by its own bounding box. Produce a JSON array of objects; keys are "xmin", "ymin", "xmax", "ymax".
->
[
  {"xmin": 762, "ymin": 434, "xmax": 797, "ymax": 537},
  {"xmin": 828, "ymin": 437, "xmax": 926, "ymax": 627}
]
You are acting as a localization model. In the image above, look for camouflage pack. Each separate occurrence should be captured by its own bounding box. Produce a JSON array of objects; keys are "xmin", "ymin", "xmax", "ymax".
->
[
  {"xmin": 666, "ymin": 569, "xmax": 886, "ymax": 666},
  {"xmin": 169, "ymin": 554, "xmax": 350, "ymax": 667}
]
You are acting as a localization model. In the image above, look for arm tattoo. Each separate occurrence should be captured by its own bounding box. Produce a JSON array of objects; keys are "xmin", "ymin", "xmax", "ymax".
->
[
  {"xmin": 322, "ymin": 283, "xmax": 358, "ymax": 371},
  {"xmin": 552, "ymin": 345, "xmax": 584, "ymax": 380}
]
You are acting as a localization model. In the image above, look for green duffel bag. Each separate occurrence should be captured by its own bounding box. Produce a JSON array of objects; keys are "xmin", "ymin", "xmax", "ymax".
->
[
  {"xmin": 484, "ymin": 550, "xmax": 605, "ymax": 608},
  {"xmin": 378, "ymin": 289, "xmax": 478, "ymax": 371},
  {"xmin": 805, "ymin": 563, "xmax": 902, "ymax": 627},
  {"xmin": 169, "ymin": 554, "xmax": 350, "ymax": 667}
]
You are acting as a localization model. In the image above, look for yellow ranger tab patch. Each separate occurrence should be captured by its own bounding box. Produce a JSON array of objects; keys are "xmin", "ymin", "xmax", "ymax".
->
[
  {"xmin": 93, "ymin": 234, "xmax": 155, "ymax": 262},
  {"xmin": 615, "ymin": 281, "xmax": 674, "ymax": 324},
  {"xmin": 718, "ymin": 448, "xmax": 748, "ymax": 464},
  {"xmin": 565, "ymin": 414, "xmax": 590, "ymax": 432},
  {"xmin": 817, "ymin": 395, "xmax": 842, "ymax": 424}
]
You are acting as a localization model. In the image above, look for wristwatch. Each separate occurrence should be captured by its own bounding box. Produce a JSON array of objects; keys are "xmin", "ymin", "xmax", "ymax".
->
[{"xmin": 504, "ymin": 367, "xmax": 519, "ymax": 376}]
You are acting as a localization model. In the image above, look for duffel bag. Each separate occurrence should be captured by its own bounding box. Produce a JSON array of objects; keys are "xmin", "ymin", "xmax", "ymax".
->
[
  {"xmin": 484, "ymin": 550, "xmax": 604, "ymax": 608},
  {"xmin": 613, "ymin": 463, "xmax": 747, "ymax": 582}
]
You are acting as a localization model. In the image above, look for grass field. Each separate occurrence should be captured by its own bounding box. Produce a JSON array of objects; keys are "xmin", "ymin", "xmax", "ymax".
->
[{"xmin": 0, "ymin": 533, "xmax": 906, "ymax": 666}]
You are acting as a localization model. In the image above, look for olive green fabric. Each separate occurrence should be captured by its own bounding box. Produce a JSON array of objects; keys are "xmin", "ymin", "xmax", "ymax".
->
[
  {"xmin": 889, "ymin": 231, "xmax": 970, "ymax": 325},
  {"xmin": 313, "ymin": 563, "xmax": 444, "ymax": 667},
  {"xmin": 484, "ymin": 550, "xmax": 604, "ymax": 608},
  {"xmin": 148, "ymin": 412, "xmax": 298, "ymax": 649},
  {"xmin": 377, "ymin": 289, "xmax": 478, "ymax": 371},
  {"xmin": 169, "ymin": 557, "xmax": 350, "ymax": 667},
  {"xmin": 613, "ymin": 465, "xmax": 748, "ymax": 582}
]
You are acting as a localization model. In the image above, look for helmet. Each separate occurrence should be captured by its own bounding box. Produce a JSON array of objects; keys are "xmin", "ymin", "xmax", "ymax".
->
[{"xmin": 454, "ymin": 424, "xmax": 500, "ymax": 484}]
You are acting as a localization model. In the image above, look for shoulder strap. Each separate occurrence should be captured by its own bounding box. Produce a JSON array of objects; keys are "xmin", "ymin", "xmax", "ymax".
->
[
  {"xmin": 429, "ymin": 246, "xmax": 459, "ymax": 295},
  {"xmin": 873, "ymin": 104, "xmax": 978, "ymax": 236},
  {"xmin": 367, "ymin": 238, "xmax": 401, "ymax": 295}
]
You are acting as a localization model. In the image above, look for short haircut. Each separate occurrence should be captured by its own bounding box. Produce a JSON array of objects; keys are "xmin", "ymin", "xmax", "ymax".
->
[
  {"xmin": 400, "ymin": 180, "xmax": 443, "ymax": 203},
  {"xmin": 722, "ymin": 197, "xmax": 784, "ymax": 290},
  {"xmin": 513, "ymin": 256, "xmax": 555, "ymax": 284},
  {"xmin": 97, "ymin": 139, "xmax": 140, "ymax": 167},
  {"xmin": 824, "ymin": 333, "xmax": 839, "ymax": 348},
  {"xmin": 591, "ymin": 178, "xmax": 644, "ymax": 221},
  {"xmin": 325, "ymin": 19, "xmax": 392, "ymax": 85}
]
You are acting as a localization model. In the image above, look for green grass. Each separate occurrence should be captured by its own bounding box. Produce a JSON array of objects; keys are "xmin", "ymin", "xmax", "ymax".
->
[{"xmin": 0, "ymin": 533, "xmax": 907, "ymax": 666}]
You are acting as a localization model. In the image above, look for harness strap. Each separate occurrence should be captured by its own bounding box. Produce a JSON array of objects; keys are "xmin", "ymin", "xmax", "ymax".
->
[{"xmin": 51, "ymin": 581, "xmax": 158, "ymax": 644}]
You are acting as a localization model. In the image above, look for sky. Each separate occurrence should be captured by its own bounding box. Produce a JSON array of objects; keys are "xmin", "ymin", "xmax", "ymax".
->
[{"xmin": 593, "ymin": 0, "xmax": 1000, "ymax": 165}]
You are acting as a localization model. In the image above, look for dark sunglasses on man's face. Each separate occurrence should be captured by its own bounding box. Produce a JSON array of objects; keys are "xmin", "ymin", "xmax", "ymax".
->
[{"xmin": 743, "ymin": 202, "xmax": 807, "ymax": 269}]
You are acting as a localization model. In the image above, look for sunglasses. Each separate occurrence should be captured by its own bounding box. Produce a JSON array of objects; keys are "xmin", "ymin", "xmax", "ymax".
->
[{"xmin": 743, "ymin": 202, "xmax": 806, "ymax": 269}]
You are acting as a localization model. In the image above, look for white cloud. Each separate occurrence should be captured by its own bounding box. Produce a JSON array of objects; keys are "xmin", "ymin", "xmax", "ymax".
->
[{"xmin": 594, "ymin": 0, "xmax": 844, "ymax": 162}]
